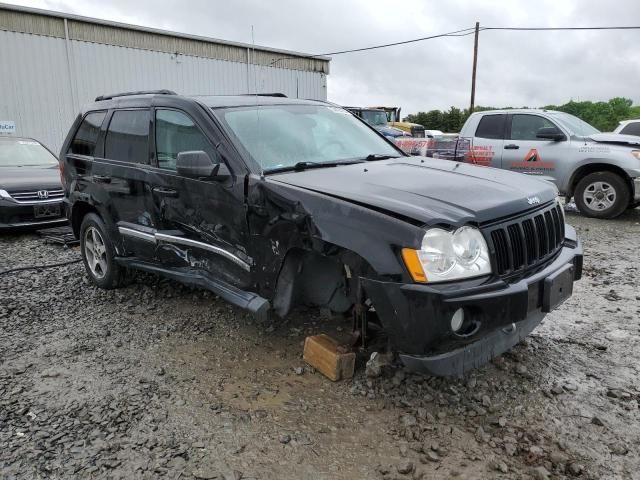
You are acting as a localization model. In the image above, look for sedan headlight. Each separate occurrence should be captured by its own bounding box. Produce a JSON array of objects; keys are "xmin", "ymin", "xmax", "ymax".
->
[
  {"xmin": 402, "ymin": 226, "xmax": 491, "ymax": 283},
  {"xmin": 631, "ymin": 150, "xmax": 640, "ymax": 160},
  {"xmin": 0, "ymin": 189, "xmax": 11, "ymax": 199}
]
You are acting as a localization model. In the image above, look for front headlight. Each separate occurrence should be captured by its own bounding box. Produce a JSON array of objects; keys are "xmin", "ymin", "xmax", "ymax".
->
[
  {"xmin": 0, "ymin": 189, "xmax": 11, "ymax": 199},
  {"xmin": 631, "ymin": 150, "xmax": 640, "ymax": 160},
  {"xmin": 402, "ymin": 226, "xmax": 491, "ymax": 283}
]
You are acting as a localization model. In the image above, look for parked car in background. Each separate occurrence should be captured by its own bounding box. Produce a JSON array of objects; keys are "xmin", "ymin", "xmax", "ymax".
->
[
  {"xmin": 395, "ymin": 133, "xmax": 461, "ymax": 158},
  {"xmin": 0, "ymin": 137, "xmax": 67, "ymax": 230},
  {"xmin": 424, "ymin": 129, "xmax": 444, "ymax": 138},
  {"xmin": 370, "ymin": 106, "xmax": 426, "ymax": 138},
  {"xmin": 344, "ymin": 107, "xmax": 410, "ymax": 139},
  {"xmin": 455, "ymin": 110, "xmax": 640, "ymax": 219},
  {"xmin": 613, "ymin": 119, "xmax": 640, "ymax": 137},
  {"xmin": 61, "ymin": 91, "xmax": 582, "ymax": 376}
]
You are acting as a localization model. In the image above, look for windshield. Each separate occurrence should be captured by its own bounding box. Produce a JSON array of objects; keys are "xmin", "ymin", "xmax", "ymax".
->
[
  {"xmin": 549, "ymin": 112, "xmax": 600, "ymax": 137},
  {"xmin": 217, "ymin": 104, "xmax": 400, "ymax": 172},
  {"xmin": 0, "ymin": 139, "xmax": 58, "ymax": 167},
  {"xmin": 360, "ymin": 110, "xmax": 388, "ymax": 126}
]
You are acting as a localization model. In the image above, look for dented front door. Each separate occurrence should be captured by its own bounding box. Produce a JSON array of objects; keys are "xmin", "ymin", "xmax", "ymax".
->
[{"xmin": 148, "ymin": 107, "xmax": 251, "ymax": 287}]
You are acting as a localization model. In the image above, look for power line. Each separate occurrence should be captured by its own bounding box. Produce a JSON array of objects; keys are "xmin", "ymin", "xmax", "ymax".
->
[
  {"xmin": 482, "ymin": 26, "xmax": 640, "ymax": 31},
  {"xmin": 313, "ymin": 27, "xmax": 478, "ymax": 56},
  {"xmin": 269, "ymin": 26, "xmax": 478, "ymax": 64},
  {"xmin": 269, "ymin": 24, "xmax": 640, "ymax": 65}
]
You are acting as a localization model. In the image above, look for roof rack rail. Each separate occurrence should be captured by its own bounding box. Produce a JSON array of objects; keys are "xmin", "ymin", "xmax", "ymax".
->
[
  {"xmin": 95, "ymin": 89, "xmax": 177, "ymax": 102},
  {"xmin": 241, "ymin": 93, "xmax": 287, "ymax": 98}
]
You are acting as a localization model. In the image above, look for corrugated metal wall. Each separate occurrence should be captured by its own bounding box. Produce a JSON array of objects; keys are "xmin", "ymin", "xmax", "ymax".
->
[
  {"xmin": 0, "ymin": 31, "xmax": 76, "ymax": 153},
  {"xmin": 0, "ymin": 18, "xmax": 328, "ymax": 153}
]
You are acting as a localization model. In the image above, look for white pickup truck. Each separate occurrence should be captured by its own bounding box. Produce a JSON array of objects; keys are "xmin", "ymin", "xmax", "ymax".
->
[{"xmin": 447, "ymin": 109, "xmax": 640, "ymax": 219}]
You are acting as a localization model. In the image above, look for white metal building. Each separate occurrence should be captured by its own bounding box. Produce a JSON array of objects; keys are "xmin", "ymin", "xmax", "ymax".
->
[{"xmin": 0, "ymin": 3, "xmax": 330, "ymax": 152}]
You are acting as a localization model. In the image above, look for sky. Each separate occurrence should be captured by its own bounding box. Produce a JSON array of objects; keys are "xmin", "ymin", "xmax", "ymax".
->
[{"xmin": 5, "ymin": 0, "xmax": 640, "ymax": 116}]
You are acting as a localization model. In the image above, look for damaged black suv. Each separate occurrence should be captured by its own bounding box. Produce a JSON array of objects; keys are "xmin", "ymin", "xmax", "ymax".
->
[{"xmin": 61, "ymin": 91, "xmax": 583, "ymax": 376}]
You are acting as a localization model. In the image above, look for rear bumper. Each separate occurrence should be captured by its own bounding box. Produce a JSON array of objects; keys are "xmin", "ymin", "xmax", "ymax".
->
[{"xmin": 361, "ymin": 225, "xmax": 582, "ymax": 376}]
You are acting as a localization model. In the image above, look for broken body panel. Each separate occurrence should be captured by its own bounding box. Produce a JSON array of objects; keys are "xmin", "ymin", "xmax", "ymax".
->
[{"xmin": 61, "ymin": 94, "xmax": 582, "ymax": 376}]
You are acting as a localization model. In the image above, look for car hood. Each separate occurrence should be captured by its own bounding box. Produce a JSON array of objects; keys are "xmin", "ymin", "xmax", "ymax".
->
[
  {"xmin": 0, "ymin": 165, "xmax": 62, "ymax": 192},
  {"xmin": 269, "ymin": 157, "xmax": 557, "ymax": 225},
  {"xmin": 375, "ymin": 125, "xmax": 407, "ymax": 138},
  {"xmin": 588, "ymin": 133, "xmax": 640, "ymax": 146}
]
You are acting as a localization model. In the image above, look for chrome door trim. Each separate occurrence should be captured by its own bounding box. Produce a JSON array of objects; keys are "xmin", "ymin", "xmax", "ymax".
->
[
  {"xmin": 118, "ymin": 226, "xmax": 157, "ymax": 243},
  {"xmin": 155, "ymin": 232, "xmax": 251, "ymax": 271}
]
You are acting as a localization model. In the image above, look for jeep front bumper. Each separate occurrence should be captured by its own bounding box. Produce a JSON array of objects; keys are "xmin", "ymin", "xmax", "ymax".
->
[{"xmin": 361, "ymin": 225, "xmax": 583, "ymax": 376}]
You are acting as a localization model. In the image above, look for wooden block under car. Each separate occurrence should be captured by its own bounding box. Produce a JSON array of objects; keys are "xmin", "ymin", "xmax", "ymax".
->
[{"xmin": 303, "ymin": 334, "xmax": 355, "ymax": 382}]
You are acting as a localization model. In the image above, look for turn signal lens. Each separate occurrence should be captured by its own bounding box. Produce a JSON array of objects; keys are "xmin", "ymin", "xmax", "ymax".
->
[
  {"xmin": 401, "ymin": 248, "xmax": 428, "ymax": 283},
  {"xmin": 59, "ymin": 159, "xmax": 65, "ymax": 187}
]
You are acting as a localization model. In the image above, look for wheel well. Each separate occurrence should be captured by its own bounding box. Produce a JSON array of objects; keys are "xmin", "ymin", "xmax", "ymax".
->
[
  {"xmin": 272, "ymin": 246, "xmax": 372, "ymax": 318},
  {"xmin": 70, "ymin": 202, "xmax": 99, "ymax": 238},
  {"xmin": 569, "ymin": 164, "xmax": 632, "ymax": 198}
]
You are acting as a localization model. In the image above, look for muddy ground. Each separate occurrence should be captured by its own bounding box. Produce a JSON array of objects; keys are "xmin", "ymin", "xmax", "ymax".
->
[{"xmin": 1, "ymin": 209, "xmax": 639, "ymax": 480}]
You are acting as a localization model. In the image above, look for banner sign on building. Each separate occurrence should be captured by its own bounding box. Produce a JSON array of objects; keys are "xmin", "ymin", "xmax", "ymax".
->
[{"xmin": 0, "ymin": 121, "xmax": 16, "ymax": 135}]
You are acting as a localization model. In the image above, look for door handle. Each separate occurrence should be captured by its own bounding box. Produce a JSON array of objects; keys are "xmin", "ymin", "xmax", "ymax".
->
[
  {"xmin": 93, "ymin": 175, "xmax": 111, "ymax": 183},
  {"xmin": 504, "ymin": 144, "xmax": 520, "ymax": 150},
  {"xmin": 152, "ymin": 187, "xmax": 179, "ymax": 198}
]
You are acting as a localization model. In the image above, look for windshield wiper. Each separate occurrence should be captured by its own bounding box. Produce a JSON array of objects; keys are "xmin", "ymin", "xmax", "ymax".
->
[
  {"xmin": 363, "ymin": 154, "xmax": 401, "ymax": 161},
  {"xmin": 265, "ymin": 160, "xmax": 362, "ymax": 174}
]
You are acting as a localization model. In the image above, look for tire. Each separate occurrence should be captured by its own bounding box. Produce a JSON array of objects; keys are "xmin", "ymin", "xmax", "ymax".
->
[
  {"xmin": 79, "ymin": 213, "xmax": 124, "ymax": 289},
  {"xmin": 574, "ymin": 172, "xmax": 630, "ymax": 219}
]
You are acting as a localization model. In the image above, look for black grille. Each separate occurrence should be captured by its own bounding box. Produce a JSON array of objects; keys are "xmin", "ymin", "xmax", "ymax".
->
[{"xmin": 486, "ymin": 202, "xmax": 565, "ymax": 277}]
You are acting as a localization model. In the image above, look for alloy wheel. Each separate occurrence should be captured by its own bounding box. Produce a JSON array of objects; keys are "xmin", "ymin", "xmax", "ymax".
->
[{"xmin": 84, "ymin": 226, "xmax": 108, "ymax": 279}]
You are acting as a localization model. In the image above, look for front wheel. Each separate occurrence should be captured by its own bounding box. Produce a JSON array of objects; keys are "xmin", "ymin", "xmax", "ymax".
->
[
  {"xmin": 80, "ymin": 213, "xmax": 124, "ymax": 289},
  {"xmin": 574, "ymin": 172, "xmax": 630, "ymax": 219}
]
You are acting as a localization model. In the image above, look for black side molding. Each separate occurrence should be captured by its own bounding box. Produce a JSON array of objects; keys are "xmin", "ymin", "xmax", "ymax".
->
[{"xmin": 114, "ymin": 258, "xmax": 269, "ymax": 320}]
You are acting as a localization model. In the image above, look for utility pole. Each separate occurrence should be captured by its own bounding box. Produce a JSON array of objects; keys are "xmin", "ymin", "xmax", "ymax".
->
[{"xmin": 470, "ymin": 21, "xmax": 480, "ymax": 113}]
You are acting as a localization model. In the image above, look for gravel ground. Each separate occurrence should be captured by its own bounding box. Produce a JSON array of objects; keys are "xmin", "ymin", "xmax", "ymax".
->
[{"xmin": 1, "ymin": 209, "xmax": 639, "ymax": 480}]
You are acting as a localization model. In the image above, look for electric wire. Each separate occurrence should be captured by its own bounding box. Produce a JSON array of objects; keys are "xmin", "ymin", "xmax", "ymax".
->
[
  {"xmin": 312, "ymin": 26, "xmax": 478, "ymax": 56},
  {"xmin": 482, "ymin": 26, "xmax": 640, "ymax": 31},
  {"xmin": 0, "ymin": 258, "xmax": 82, "ymax": 277},
  {"xmin": 268, "ymin": 24, "xmax": 640, "ymax": 65}
]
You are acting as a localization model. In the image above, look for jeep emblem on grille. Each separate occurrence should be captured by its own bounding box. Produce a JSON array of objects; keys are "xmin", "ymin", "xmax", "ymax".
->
[
  {"xmin": 527, "ymin": 196, "xmax": 540, "ymax": 205},
  {"xmin": 37, "ymin": 190, "xmax": 49, "ymax": 200}
]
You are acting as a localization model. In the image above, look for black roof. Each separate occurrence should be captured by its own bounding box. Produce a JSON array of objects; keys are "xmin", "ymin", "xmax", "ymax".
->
[{"xmin": 84, "ymin": 92, "xmax": 327, "ymax": 113}]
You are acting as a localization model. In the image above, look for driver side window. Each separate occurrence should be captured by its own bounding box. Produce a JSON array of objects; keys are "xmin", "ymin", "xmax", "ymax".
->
[
  {"xmin": 155, "ymin": 109, "xmax": 219, "ymax": 170},
  {"xmin": 510, "ymin": 115, "xmax": 558, "ymax": 141}
]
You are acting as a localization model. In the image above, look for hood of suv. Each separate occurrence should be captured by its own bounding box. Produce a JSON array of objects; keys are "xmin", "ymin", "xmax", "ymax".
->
[
  {"xmin": 0, "ymin": 165, "xmax": 62, "ymax": 192},
  {"xmin": 589, "ymin": 133, "xmax": 640, "ymax": 146},
  {"xmin": 269, "ymin": 157, "xmax": 557, "ymax": 225}
]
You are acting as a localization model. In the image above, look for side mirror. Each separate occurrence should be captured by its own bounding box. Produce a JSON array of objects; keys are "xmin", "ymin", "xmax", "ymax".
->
[
  {"xmin": 536, "ymin": 127, "xmax": 565, "ymax": 141},
  {"xmin": 176, "ymin": 151, "xmax": 229, "ymax": 179}
]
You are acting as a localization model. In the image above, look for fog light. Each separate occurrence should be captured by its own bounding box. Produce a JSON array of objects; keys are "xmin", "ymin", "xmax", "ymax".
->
[{"xmin": 451, "ymin": 308, "xmax": 464, "ymax": 332}]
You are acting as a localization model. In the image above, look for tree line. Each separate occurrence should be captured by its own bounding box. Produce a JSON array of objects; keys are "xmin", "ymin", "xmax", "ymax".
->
[{"xmin": 404, "ymin": 98, "xmax": 640, "ymax": 133}]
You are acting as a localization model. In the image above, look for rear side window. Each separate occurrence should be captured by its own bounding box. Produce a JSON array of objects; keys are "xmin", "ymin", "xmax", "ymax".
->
[
  {"xmin": 155, "ymin": 109, "xmax": 218, "ymax": 170},
  {"xmin": 620, "ymin": 122, "xmax": 640, "ymax": 136},
  {"xmin": 105, "ymin": 110, "xmax": 150, "ymax": 163},
  {"xmin": 69, "ymin": 111, "xmax": 106, "ymax": 156},
  {"xmin": 475, "ymin": 114, "xmax": 506, "ymax": 139}
]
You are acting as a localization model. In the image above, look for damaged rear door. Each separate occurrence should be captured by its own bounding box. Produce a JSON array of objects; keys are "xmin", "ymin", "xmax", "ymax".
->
[{"xmin": 147, "ymin": 107, "xmax": 252, "ymax": 287}]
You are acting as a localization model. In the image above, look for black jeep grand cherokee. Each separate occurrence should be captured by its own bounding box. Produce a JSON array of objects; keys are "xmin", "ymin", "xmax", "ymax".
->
[{"xmin": 61, "ymin": 91, "xmax": 582, "ymax": 376}]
